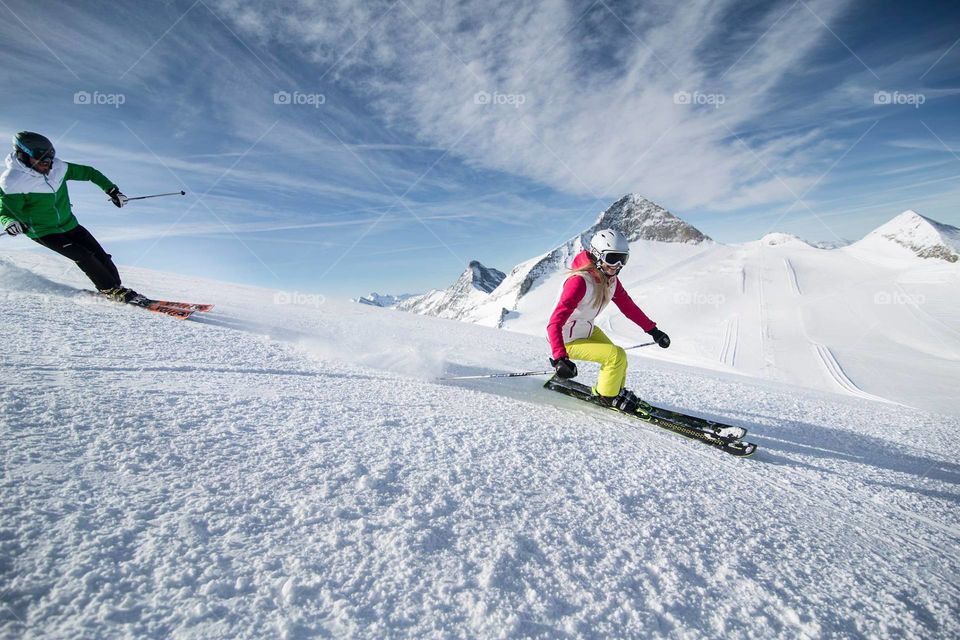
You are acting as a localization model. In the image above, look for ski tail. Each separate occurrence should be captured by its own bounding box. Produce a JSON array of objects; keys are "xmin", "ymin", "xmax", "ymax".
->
[
  {"xmin": 139, "ymin": 301, "xmax": 194, "ymax": 319},
  {"xmin": 148, "ymin": 300, "xmax": 213, "ymax": 312}
]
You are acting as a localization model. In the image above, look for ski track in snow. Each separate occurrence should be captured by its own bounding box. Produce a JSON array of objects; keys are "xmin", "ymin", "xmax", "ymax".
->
[
  {"xmin": 2, "ymin": 251, "xmax": 959, "ymax": 639},
  {"xmin": 756, "ymin": 256, "xmax": 775, "ymax": 373},
  {"xmin": 718, "ymin": 316, "xmax": 739, "ymax": 367},
  {"xmin": 812, "ymin": 343, "xmax": 902, "ymax": 406},
  {"xmin": 783, "ymin": 259, "xmax": 802, "ymax": 296}
]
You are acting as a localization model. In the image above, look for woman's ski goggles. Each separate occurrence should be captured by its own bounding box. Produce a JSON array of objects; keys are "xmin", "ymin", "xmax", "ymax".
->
[{"xmin": 599, "ymin": 251, "xmax": 629, "ymax": 267}]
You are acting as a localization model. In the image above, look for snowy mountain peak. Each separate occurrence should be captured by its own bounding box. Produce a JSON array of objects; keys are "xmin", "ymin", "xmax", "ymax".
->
[
  {"xmin": 862, "ymin": 210, "xmax": 960, "ymax": 262},
  {"xmin": 353, "ymin": 262, "xmax": 504, "ymax": 310},
  {"xmin": 760, "ymin": 232, "xmax": 809, "ymax": 247},
  {"xmin": 592, "ymin": 194, "xmax": 711, "ymax": 244},
  {"xmin": 464, "ymin": 260, "xmax": 507, "ymax": 294},
  {"xmin": 395, "ymin": 260, "xmax": 506, "ymax": 319}
]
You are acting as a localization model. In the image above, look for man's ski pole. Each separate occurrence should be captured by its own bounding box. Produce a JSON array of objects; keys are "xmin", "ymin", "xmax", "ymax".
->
[
  {"xmin": 439, "ymin": 369, "xmax": 555, "ymax": 381},
  {"xmin": 624, "ymin": 341, "xmax": 655, "ymax": 350},
  {"xmin": 124, "ymin": 190, "xmax": 186, "ymax": 202}
]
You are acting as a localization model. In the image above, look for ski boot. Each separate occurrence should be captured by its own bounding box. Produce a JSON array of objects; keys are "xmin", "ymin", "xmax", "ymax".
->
[
  {"xmin": 100, "ymin": 286, "xmax": 149, "ymax": 305},
  {"xmin": 594, "ymin": 388, "xmax": 647, "ymax": 415}
]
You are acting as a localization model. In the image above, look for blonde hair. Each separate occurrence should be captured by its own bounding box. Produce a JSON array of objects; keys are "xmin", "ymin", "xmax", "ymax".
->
[{"xmin": 566, "ymin": 263, "xmax": 612, "ymax": 309}]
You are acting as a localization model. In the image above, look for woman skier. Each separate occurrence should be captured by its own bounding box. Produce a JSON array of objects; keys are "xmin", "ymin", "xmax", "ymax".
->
[
  {"xmin": 0, "ymin": 131, "xmax": 141, "ymax": 302},
  {"xmin": 546, "ymin": 228, "xmax": 670, "ymax": 412}
]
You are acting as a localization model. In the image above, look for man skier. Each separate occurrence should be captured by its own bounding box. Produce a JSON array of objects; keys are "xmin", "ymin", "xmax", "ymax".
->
[{"xmin": 0, "ymin": 131, "xmax": 143, "ymax": 302}]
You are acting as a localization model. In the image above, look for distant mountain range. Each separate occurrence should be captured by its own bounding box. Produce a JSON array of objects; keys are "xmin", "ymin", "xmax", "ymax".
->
[
  {"xmin": 354, "ymin": 292, "xmax": 418, "ymax": 307},
  {"xmin": 365, "ymin": 194, "xmax": 709, "ymax": 323},
  {"xmin": 358, "ymin": 195, "xmax": 959, "ymax": 326},
  {"xmin": 392, "ymin": 261, "xmax": 506, "ymax": 319}
]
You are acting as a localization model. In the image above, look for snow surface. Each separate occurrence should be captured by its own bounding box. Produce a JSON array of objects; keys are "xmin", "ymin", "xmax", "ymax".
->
[{"xmin": 2, "ymin": 248, "xmax": 959, "ymax": 638}]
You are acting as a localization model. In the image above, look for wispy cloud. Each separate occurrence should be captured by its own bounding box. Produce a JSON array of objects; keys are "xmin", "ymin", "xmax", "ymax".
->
[
  {"xmin": 2, "ymin": 0, "xmax": 958, "ymax": 296},
  {"xmin": 210, "ymin": 0, "xmax": 866, "ymax": 211}
]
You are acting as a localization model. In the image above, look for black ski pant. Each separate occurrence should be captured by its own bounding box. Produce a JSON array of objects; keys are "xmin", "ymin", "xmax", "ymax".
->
[{"xmin": 32, "ymin": 225, "xmax": 122, "ymax": 291}]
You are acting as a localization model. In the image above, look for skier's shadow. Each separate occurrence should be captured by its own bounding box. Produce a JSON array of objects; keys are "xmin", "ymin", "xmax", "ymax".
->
[
  {"xmin": 449, "ymin": 372, "xmax": 960, "ymax": 507},
  {"xmin": 719, "ymin": 407, "xmax": 960, "ymax": 503}
]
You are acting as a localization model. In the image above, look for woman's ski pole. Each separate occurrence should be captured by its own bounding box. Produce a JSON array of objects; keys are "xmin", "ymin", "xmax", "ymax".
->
[
  {"xmin": 124, "ymin": 190, "xmax": 186, "ymax": 202},
  {"xmin": 440, "ymin": 342, "xmax": 656, "ymax": 380},
  {"xmin": 438, "ymin": 370, "xmax": 555, "ymax": 381}
]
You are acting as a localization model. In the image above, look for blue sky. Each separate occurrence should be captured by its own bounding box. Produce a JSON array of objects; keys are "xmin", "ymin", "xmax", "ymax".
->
[{"xmin": 1, "ymin": 0, "xmax": 958, "ymax": 298}]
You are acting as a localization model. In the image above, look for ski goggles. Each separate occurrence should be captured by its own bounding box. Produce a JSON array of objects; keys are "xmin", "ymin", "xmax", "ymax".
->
[
  {"xmin": 17, "ymin": 141, "xmax": 55, "ymax": 162},
  {"xmin": 599, "ymin": 251, "xmax": 629, "ymax": 267}
]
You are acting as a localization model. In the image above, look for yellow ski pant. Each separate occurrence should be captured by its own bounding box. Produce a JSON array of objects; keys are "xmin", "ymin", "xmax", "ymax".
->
[{"xmin": 565, "ymin": 327, "xmax": 627, "ymax": 397}]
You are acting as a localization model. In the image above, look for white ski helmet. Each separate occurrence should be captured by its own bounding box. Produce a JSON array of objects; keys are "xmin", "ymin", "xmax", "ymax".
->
[{"xmin": 588, "ymin": 228, "xmax": 630, "ymax": 268}]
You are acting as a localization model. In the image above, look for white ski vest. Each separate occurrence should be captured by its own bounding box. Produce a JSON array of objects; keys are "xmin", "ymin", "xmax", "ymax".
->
[{"xmin": 559, "ymin": 272, "xmax": 618, "ymax": 343}]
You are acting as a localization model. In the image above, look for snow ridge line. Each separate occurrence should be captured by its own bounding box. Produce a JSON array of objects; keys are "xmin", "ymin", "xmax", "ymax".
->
[
  {"xmin": 784, "ymin": 258, "xmax": 802, "ymax": 295},
  {"xmin": 813, "ymin": 343, "xmax": 899, "ymax": 405}
]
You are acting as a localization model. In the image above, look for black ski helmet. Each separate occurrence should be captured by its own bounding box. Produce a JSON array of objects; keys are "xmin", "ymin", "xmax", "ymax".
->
[{"xmin": 13, "ymin": 131, "xmax": 56, "ymax": 164}]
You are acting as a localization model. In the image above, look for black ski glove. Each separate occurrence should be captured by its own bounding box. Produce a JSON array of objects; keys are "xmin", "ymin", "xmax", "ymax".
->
[
  {"xmin": 647, "ymin": 327, "xmax": 671, "ymax": 348},
  {"xmin": 549, "ymin": 356, "xmax": 578, "ymax": 379},
  {"xmin": 107, "ymin": 186, "xmax": 128, "ymax": 208}
]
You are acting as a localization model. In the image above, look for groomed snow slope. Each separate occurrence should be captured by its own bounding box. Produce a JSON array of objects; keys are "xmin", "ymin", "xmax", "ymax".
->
[
  {"xmin": 2, "ymin": 249, "xmax": 959, "ymax": 638},
  {"xmin": 502, "ymin": 238, "xmax": 960, "ymax": 415}
]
